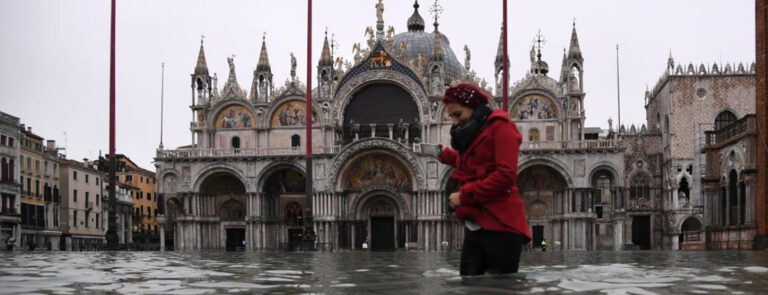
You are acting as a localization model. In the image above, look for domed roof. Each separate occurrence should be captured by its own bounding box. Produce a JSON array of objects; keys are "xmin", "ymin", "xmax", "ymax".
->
[{"xmin": 391, "ymin": 31, "xmax": 465, "ymax": 82}]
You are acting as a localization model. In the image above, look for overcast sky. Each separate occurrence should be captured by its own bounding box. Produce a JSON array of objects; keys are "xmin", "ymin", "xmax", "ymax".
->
[{"xmin": 0, "ymin": 0, "xmax": 756, "ymax": 170}]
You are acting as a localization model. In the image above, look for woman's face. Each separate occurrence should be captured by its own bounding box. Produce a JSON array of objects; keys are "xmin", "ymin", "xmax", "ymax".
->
[{"xmin": 444, "ymin": 102, "xmax": 474, "ymax": 126}]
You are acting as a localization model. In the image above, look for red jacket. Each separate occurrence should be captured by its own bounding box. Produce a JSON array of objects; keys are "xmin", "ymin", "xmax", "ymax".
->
[{"xmin": 439, "ymin": 109, "xmax": 531, "ymax": 243}]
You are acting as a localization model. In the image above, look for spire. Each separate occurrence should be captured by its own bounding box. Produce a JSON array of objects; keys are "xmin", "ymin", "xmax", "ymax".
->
[
  {"xmin": 319, "ymin": 29, "xmax": 333, "ymax": 67},
  {"xmin": 256, "ymin": 34, "xmax": 271, "ymax": 72},
  {"xmin": 407, "ymin": 0, "xmax": 425, "ymax": 31},
  {"xmin": 194, "ymin": 37, "xmax": 209, "ymax": 76},
  {"xmin": 667, "ymin": 50, "xmax": 674, "ymax": 70},
  {"xmin": 568, "ymin": 20, "xmax": 582, "ymax": 60},
  {"xmin": 430, "ymin": 0, "xmax": 443, "ymax": 60},
  {"xmin": 560, "ymin": 47, "xmax": 568, "ymax": 82},
  {"xmin": 494, "ymin": 25, "xmax": 505, "ymax": 71}
]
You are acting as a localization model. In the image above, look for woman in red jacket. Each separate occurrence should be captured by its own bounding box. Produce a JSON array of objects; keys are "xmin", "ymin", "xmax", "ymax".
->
[{"xmin": 438, "ymin": 83, "xmax": 531, "ymax": 275}]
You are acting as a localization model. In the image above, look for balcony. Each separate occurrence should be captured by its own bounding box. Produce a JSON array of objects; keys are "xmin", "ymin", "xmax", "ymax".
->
[
  {"xmin": 520, "ymin": 139, "xmax": 624, "ymax": 153},
  {"xmin": 157, "ymin": 146, "xmax": 341, "ymax": 160},
  {"xmin": 566, "ymin": 110, "xmax": 585, "ymax": 118},
  {"xmin": 190, "ymin": 121, "xmax": 206, "ymax": 129},
  {"xmin": 705, "ymin": 114, "xmax": 756, "ymax": 147}
]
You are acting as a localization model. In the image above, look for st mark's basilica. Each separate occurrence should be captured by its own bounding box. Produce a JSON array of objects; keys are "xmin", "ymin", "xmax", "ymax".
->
[{"xmin": 155, "ymin": 1, "xmax": 758, "ymax": 251}]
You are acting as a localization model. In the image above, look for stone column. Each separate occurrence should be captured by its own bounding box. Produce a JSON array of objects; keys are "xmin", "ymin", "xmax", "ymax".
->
[
  {"xmin": 160, "ymin": 224, "xmax": 166, "ymax": 251},
  {"xmin": 387, "ymin": 124, "xmax": 394, "ymax": 139},
  {"xmin": 369, "ymin": 124, "xmax": 376, "ymax": 138},
  {"xmin": 404, "ymin": 123, "xmax": 410, "ymax": 142}
]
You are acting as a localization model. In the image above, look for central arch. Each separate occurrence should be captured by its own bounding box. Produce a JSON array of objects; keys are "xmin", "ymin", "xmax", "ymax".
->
[{"xmin": 354, "ymin": 190, "xmax": 404, "ymax": 251}]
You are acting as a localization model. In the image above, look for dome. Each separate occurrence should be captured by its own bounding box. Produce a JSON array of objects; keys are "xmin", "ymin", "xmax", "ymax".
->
[{"xmin": 391, "ymin": 31, "xmax": 466, "ymax": 82}]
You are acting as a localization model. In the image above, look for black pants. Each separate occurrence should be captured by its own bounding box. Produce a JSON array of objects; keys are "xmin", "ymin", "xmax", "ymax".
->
[{"xmin": 460, "ymin": 229, "xmax": 524, "ymax": 276}]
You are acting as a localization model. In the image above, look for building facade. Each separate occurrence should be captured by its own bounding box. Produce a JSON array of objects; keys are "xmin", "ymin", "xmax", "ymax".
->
[
  {"xmin": 59, "ymin": 159, "xmax": 105, "ymax": 250},
  {"xmin": 102, "ymin": 182, "xmax": 134, "ymax": 246},
  {"xmin": 18, "ymin": 126, "xmax": 61, "ymax": 250},
  {"xmin": 108, "ymin": 155, "xmax": 157, "ymax": 246},
  {"xmin": 641, "ymin": 60, "xmax": 756, "ymax": 250},
  {"xmin": 0, "ymin": 111, "xmax": 21, "ymax": 250},
  {"xmin": 155, "ymin": 1, "xmax": 758, "ymax": 251}
]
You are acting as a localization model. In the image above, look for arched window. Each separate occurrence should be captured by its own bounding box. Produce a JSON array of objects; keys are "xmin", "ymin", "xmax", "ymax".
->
[
  {"xmin": 291, "ymin": 135, "xmax": 301, "ymax": 148},
  {"xmin": 678, "ymin": 177, "xmax": 690, "ymax": 200},
  {"xmin": 284, "ymin": 202, "xmax": 303, "ymax": 226},
  {"xmin": 715, "ymin": 111, "xmax": 737, "ymax": 131},
  {"xmin": 630, "ymin": 173, "xmax": 651, "ymax": 199},
  {"xmin": 529, "ymin": 129, "xmax": 540, "ymax": 142},
  {"xmin": 720, "ymin": 187, "xmax": 727, "ymax": 226},
  {"xmin": 729, "ymin": 170, "xmax": 738, "ymax": 225},
  {"xmin": 739, "ymin": 181, "xmax": 746, "ymax": 225},
  {"xmin": 1, "ymin": 157, "xmax": 6, "ymax": 181},
  {"xmin": 656, "ymin": 113, "xmax": 661, "ymax": 132},
  {"xmin": 664, "ymin": 115, "xmax": 670, "ymax": 135},
  {"xmin": 8, "ymin": 159, "xmax": 14, "ymax": 180},
  {"xmin": 231, "ymin": 136, "xmax": 240, "ymax": 149}
]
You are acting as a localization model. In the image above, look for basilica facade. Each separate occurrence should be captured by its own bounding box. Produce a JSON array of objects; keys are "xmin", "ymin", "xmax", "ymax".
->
[{"xmin": 154, "ymin": 1, "xmax": 756, "ymax": 251}]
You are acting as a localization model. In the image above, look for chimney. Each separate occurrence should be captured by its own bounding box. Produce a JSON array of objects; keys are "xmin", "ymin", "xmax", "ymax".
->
[
  {"xmin": 46, "ymin": 140, "xmax": 56, "ymax": 152},
  {"xmin": 83, "ymin": 158, "xmax": 89, "ymax": 168},
  {"xmin": 27, "ymin": 127, "xmax": 31, "ymax": 133}
]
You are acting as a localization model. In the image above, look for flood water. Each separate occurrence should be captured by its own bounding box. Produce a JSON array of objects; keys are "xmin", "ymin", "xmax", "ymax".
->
[{"xmin": 1, "ymin": 250, "xmax": 768, "ymax": 294}]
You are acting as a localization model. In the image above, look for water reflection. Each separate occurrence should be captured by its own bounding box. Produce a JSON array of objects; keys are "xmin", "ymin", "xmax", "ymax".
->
[{"xmin": 1, "ymin": 251, "xmax": 767, "ymax": 294}]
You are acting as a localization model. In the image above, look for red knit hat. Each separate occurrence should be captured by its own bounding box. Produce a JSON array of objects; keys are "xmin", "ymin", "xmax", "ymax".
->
[{"xmin": 442, "ymin": 83, "xmax": 489, "ymax": 108}]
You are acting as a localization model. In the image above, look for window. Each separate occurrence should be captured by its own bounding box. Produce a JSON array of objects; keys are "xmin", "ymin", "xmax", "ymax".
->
[
  {"xmin": 529, "ymin": 129, "xmax": 540, "ymax": 142},
  {"xmin": 73, "ymin": 171, "xmax": 78, "ymax": 180},
  {"xmin": 85, "ymin": 192, "xmax": 89, "ymax": 205},
  {"xmin": 27, "ymin": 178, "xmax": 31, "ymax": 196},
  {"xmin": 1, "ymin": 135, "xmax": 5, "ymax": 145},
  {"xmin": 96, "ymin": 213, "xmax": 99, "ymax": 229},
  {"xmin": 715, "ymin": 111, "xmax": 737, "ymax": 131},
  {"xmin": 20, "ymin": 176, "xmax": 24, "ymax": 194},
  {"xmin": 85, "ymin": 211, "xmax": 89, "ymax": 228},
  {"xmin": 19, "ymin": 156, "xmax": 23, "ymax": 172},
  {"xmin": 85, "ymin": 174, "xmax": 89, "ymax": 183},
  {"xmin": 73, "ymin": 210, "xmax": 78, "ymax": 227},
  {"xmin": 140, "ymin": 176, "xmax": 143, "ymax": 183},
  {"xmin": 147, "ymin": 193, "xmax": 151, "ymax": 201},
  {"xmin": 27, "ymin": 158, "xmax": 31, "ymax": 171},
  {"xmin": 291, "ymin": 135, "xmax": 300, "ymax": 148},
  {"xmin": 8, "ymin": 137, "xmax": 13, "ymax": 147},
  {"xmin": 596, "ymin": 206, "xmax": 603, "ymax": 219},
  {"xmin": 96, "ymin": 177, "xmax": 99, "ymax": 185},
  {"xmin": 231, "ymin": 136, "xmax": 241, "ymax": 149},
  {"xmin": 126, "ymin": 175, "xmax": 132, "ymax": 182},
  {"xmin": 35, "ymin": 160, "xmax": 39, "ymax": 172},
  {"xmin": 35, "ymin": 180, "xmax": 39, "ymax": 198},
  {"xmin": 96, "ymin": 194, "xmax": 99, "ymax": 205},
  {"xmin": 74, "ymin": 189, "xmax": 78, "ymax": 202}
]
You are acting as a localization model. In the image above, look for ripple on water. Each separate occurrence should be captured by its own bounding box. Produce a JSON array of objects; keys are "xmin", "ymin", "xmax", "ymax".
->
[{"xmin": 743, "ymin": 266, "xmax": 768, "ymax": 273}]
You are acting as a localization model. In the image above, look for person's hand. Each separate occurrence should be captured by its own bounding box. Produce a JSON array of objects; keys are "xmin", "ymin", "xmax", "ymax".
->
[
  {"xmin": 435, "ymin": 143, "xmax": 445, "ymax": 159},
  {"xmin": 449, "ymin": 192, "xmax": 461, "ymax": 208}
]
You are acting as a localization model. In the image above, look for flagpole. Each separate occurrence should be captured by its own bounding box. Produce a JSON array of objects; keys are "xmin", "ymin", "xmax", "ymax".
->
[
  {"xmin": 106, "ymin": 0, "xmax": 119, "ymax": 250},
  {"xmin": 303, "ymin": 0, "xmax": 316, "ymax": 250}
]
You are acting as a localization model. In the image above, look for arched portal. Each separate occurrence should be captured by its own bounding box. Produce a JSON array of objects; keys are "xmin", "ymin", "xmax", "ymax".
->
[
  {"xmin": 679, "ymin": 216, "xmax": 703, "ymax": 250},
  {"xmin": 261, "ymin": 167, "xmax": 306, "ymax": 250},
  {"xmin": 357, "ymin": 193, "xmax": 401, "ymax": 251},
  {"xmin": 518, "ymin": 165, "xmax": 568, "ymax": 248},
  {"xmin": 199, "ymin": 172, "xmax": 247, "ymax": 251}
]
